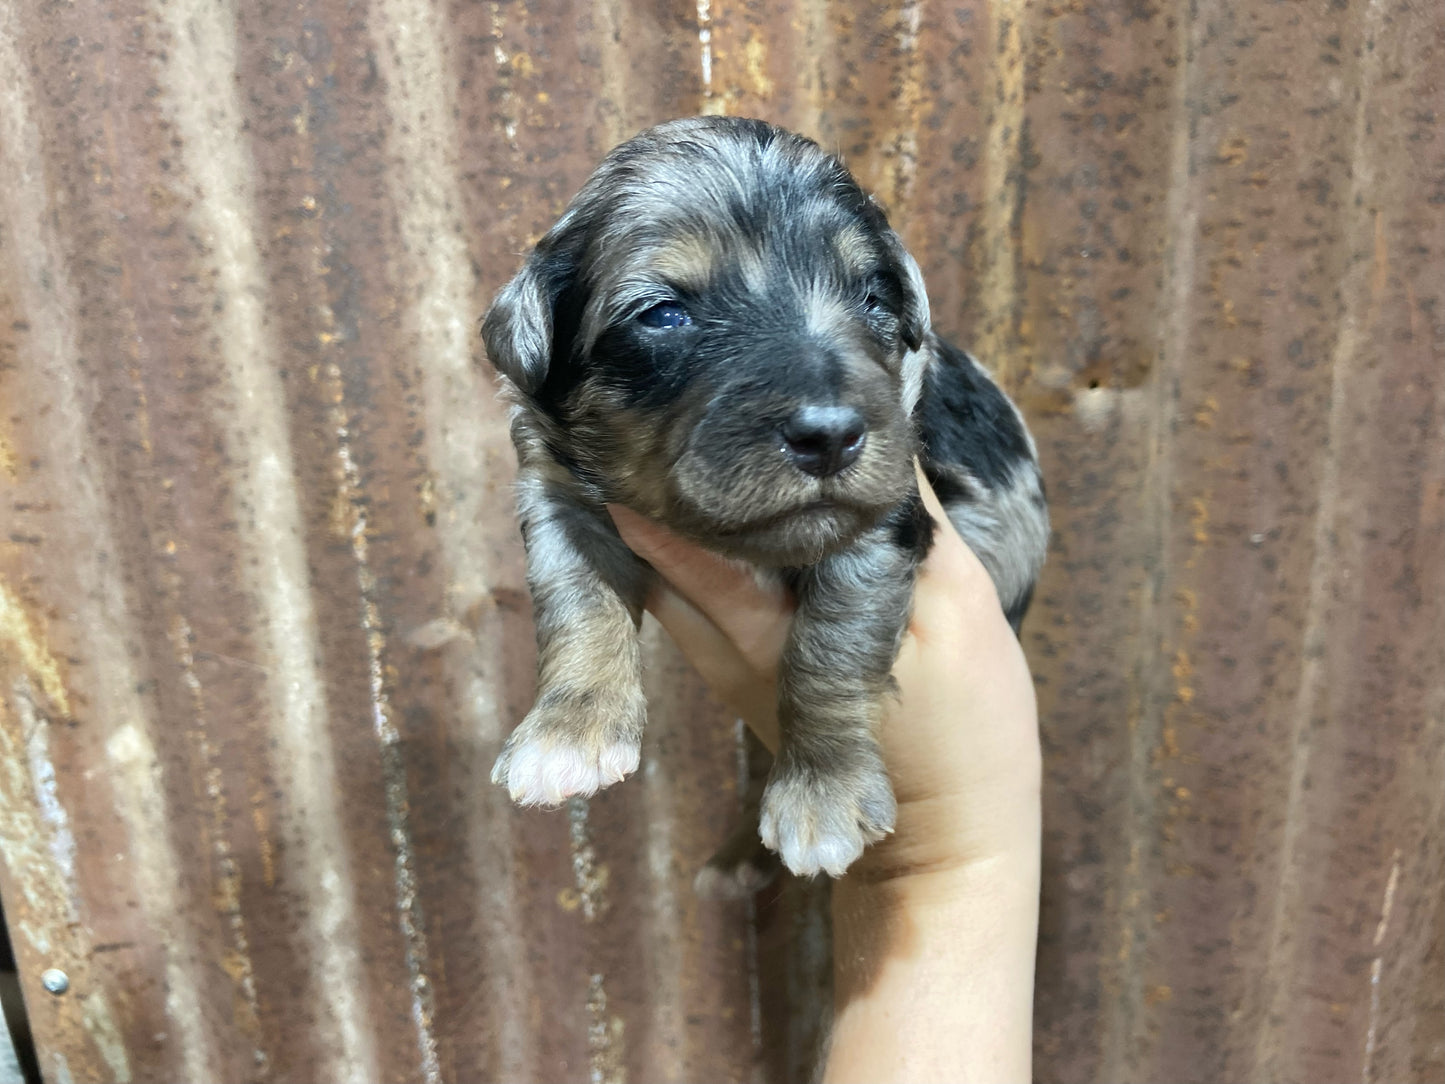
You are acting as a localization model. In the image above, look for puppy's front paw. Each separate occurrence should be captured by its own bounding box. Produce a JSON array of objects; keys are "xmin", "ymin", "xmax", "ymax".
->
[
  {"xmin": 758, "ymin": 764, "xmax": 896, "ymax": 877},
  {"xmin": 491, "ymin": 695, "xmax": 643, "ymax": 805}
]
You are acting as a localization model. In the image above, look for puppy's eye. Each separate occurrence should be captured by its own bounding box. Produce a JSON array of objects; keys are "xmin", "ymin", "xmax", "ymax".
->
[
  {"xmin": 861, "ymin": 279, "xmax": 894, "ymax": 317},
  {"xmin": 636, "ymin": 302, "xmax": 693, "ymax": 329}
]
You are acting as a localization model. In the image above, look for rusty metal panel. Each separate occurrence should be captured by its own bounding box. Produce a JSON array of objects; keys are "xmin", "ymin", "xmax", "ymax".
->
[{"xmin": 0, "ymin": 1, "xmax": 1440, "ymax": 1083}]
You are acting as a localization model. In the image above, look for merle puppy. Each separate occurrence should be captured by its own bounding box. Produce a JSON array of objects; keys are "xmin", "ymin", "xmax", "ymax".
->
[{"xmin": 482, "ymin": 116, "xmax": 1048, "ymax": 880}]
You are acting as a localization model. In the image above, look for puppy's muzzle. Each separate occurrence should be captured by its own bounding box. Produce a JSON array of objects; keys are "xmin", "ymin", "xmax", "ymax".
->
[{"xmin": 781, "ymin": 404, "xmax": 868, "ymax": 478}]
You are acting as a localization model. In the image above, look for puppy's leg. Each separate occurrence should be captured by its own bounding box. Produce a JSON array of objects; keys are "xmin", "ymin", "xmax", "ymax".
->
[
  {"xmin": 695, "ymin": 806, "xmax": 783, "ymax": 899},
  {"xmin": 759, "ymin": 506, "xmax": 926, "ymax": 877},
  {"xmin": 492, "ymin": 470, "xmax": 649, "ymax": 804},
  {"xmin": 695, "ymin": 731, "xmax": 781, "ymax": 899}
]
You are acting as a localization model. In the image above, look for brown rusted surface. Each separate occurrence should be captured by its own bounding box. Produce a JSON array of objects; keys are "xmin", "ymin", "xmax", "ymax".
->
[{"xmin": 0, "ymin": 1, "xmax": 1441, "ymax": 1083}]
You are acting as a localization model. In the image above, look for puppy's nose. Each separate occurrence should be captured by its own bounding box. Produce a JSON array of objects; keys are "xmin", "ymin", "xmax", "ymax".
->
[{"xmin": 781, "ymin": 405, "xmax": 867, "ymax": 477}]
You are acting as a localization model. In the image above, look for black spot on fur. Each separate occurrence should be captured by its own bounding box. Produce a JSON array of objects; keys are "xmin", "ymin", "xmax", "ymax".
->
[
  {"xmin": 592, "ymin": 322, "xmax": 696, "ymax": 410},
  {"xmin": 918, "ymin": 338, "xmax": 1034, "ymax": 495},
  {"xmin": 530, "ymin": 276, "xmax": 589, "ymax": 423},
  {"xmin": 886, "ymin": 490, "xmax": 935, "ymax": 559}
]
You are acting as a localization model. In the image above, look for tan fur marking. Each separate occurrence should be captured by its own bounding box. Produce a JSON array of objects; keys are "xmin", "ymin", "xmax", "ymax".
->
[
  {"xmin": 832, "ymin": 222, "xmax": 876, "ymax": 278},
  {"xmin": 649, "ymin": 235, "xmax": 716, "ymax": 293},
  {"xmin": 802, "ymin": 287, "xmax": 856, "ymax": 341}
]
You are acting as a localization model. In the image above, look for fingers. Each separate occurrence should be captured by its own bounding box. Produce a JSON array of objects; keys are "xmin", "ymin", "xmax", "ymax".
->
[
  {"xmin": 608, "ymin": 503, "xmax": 793, "ymax": 670},
  {"xmin": 650, "ymin": 583, "xmax": 781, "ymax": 748},
  {"xmin": 608, "ymin": 507, "xmax": 784, "ymax": 747},
  {"xmin": 608, "ymin": 504, "xmax": 760, "ymax": 601}
]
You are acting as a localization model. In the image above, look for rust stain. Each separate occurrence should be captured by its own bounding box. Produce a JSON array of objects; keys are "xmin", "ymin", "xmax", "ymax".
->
[
  {"xmin": 1217, "ymin": 135, "xmax": 1249, "ymax": 166},
  {"xmin": 881, "ymin": 1, "xmax": 924, "ymax": 215},
  {"xmin": 249, "ymin": 801, "xmax": 276, "ymax": 890},
  {"xmin": 371, "ymin": 2, "xmax": 539, "ymax": 1077},
  {"xmin": 153, "ymin": 0, "xmax": 378, "ymax": 1075},
  {"xmin": 1192, "ymin": 396, "xmax": 1218, "ymax": 430},
  {"xmin": 0, "ymin": 583, "xmax": 70, "ymax": 716},
  {"xmin": 742, "ymin": 33, "xmax": 775, "ymax": 100},
  {"xmin": 322, "ymin": 350, "xmax": 442, "ymax": 1083},
  {"xmin": 1371, "ymin": 211, "xmax": 1389, "ymax": 304},
  {"xmin": 176, "ymin": 611, "xmax": 268, "ymax": 1074},
  {"xmin": 976, "ymin": 1, "xmax": 1027, "ymax": 383},
  {"xmin": 105, "ymin": 722, "xmax": 216, "ymax": 1082},
  {"xmin": 1171, "ymin": 650, "xmax": 1194, "ymax": 706},
  {"xmin": 0, "ymin": 429, "xmax": 17, "ymax": 481},
  {"xmin": 0, "ymin": 688, "xmax": 127, "ymax": 1082}
]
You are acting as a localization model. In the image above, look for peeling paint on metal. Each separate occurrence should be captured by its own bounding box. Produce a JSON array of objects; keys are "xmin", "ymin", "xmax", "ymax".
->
[
  {"xmin": 2, "ymin": 15, "xmax": 173, "ymax": 1077},
  {"xmin": 105, "ymin": 724, "xmax": 213, "ymax": 1084},
  {"xmin": 49, "ymin": 1051, "xmax": 74, "ymax": 1084},
  {"xmin": 698, "ymin": 0, "xmax": 716, "ymax": 111},
  {"xmin": 0, "ymin": 586, "xmax": 70, "ymax": 718},
  {"xmin": 975, "ymin": 0, "xmax": 1028, "ymax": 384},
  {"xmin": 0, "ymin": 685, "xmax": 77, "ymax": 957},
  {"xmin": 369, "ymin": 0, "xmax": 504, "ymax": 738},
  {"xmin": 570, "ymin": 803, "xmax": 623, "ymax": 1082},
  {"xmin": 1363, "ymin": 848, "xmax": 1402, "ymax": 1083},
  {"xmin": 167, "ymin": 615, "xmax": 267, "ymax": 1075},
  {"xmin": 567, "ymin": 799, "xmax": 610, "ymax": 926},
  {"xmin": 1255, "ymin": 0, "xmax": 1403, "ymax": 1074},
  {"xmin": 586, "ymin": 971, "xmax": 627, "ymax": 1084},
  {"xmin": 22, "ymin": 697, "xmax": 78, "ymax": 911},
  {"xmin": 331, "ymin": 405, "xmax": 441, "ymax": 1084}
]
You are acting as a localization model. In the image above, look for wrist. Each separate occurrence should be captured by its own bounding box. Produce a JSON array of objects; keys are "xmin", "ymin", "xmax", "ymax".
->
[
  {"xmin": 836, "ymin": 830, "xmax": 1039, "ymax": 932},
  {"xmin": 846, "ymin": 752, "xmax": 1042, "ymax": 885},
  {"xmin": 827, "ymin": 846, "xmax": 1039, "ymax": 1084}
]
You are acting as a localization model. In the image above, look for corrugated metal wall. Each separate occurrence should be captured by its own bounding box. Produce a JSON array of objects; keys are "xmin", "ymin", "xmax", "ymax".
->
[{"xmin": 0, "ymin": 0, "xmax": 1440, "ymax": 1081}]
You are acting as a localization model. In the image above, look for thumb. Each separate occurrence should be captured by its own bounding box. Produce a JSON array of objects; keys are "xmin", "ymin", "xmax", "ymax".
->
[{"xmin": 607, "ymin": 504, "xmax": 794, "ymax": 637}]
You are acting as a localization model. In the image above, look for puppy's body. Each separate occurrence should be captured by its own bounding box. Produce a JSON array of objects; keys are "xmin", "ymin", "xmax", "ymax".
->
[{"xmin": 483, "ymin": 117, "xmax": 1047, "ymax": 878}]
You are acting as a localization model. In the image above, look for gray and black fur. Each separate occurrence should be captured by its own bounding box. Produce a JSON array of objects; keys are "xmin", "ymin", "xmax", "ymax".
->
[{"xmin": 481, "ymin": 116, "xmax": 1048, "ymax": 881}]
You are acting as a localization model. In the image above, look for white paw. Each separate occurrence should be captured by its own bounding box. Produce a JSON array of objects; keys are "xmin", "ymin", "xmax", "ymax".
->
[
  {"xmin": 693, "ymin": 858, "xmax": 778, "ymax": 900},
  {"xmin": 491, "ymin": 733, "xmax": 640, "ymax": 806},
  {"xmin": 758, "ymin": 770, "xmax": 895, "ymax": 878}
]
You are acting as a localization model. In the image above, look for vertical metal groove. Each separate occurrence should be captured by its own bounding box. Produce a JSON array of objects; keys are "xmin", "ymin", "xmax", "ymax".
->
[
  {"xmin": 331, "ymin": 400, "xmax": 442, "ymax": 1083},
  {"xmin": 167, "ymin": 616, "xmax": 268, "ymax": 1076},
  {"xmin": 1255, "ymin": 0, "xmax": 1391, "ymax": 1071},
  {"xmin": 1, "ymin": 14, "xmax": 178, "ymax": 1078},
  {"xmin": 150, "ymin": 1, "xmax": 377, "ymax": 1077},
  {"xmin": 366, "ymin": 1, "xmax": 536, "ymax": 1076}
]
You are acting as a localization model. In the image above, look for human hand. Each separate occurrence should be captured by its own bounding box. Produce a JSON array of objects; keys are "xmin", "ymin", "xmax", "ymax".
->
[{"xmin": 609, "ymin": 464, "xmax": 1040, "ymax": 1082}]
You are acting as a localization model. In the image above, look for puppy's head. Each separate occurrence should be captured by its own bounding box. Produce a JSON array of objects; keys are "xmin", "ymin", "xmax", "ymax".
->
[{"xmin": 484, "ymin": 116, "xmax": 931, "ymax": 565}]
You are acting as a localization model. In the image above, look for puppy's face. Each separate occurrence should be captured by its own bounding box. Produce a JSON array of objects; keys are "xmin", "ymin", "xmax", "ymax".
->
[{"xmin": 484, "ymin": 117, "xmax": 932, "ymax": 565}]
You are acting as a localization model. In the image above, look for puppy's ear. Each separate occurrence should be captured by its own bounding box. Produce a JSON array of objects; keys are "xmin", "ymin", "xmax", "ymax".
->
[
  {"xmin": 481, "ymin": 257, "xmax": 560, "ymax": 396},
  {"xmin": 880, "ymin": 230, "xmax": 933, "ymax": 413},
  {"xmin": 883, "ymin": 230, "xmax": 930, "ymax": 353}
]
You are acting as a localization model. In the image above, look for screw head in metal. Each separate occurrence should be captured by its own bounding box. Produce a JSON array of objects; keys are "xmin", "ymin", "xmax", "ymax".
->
[{"xmin": 40, "ymin": 969, "xmax": 69, "ymax": 995}]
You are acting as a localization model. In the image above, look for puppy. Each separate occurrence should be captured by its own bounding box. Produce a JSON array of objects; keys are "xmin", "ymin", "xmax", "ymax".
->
[{"xmin": 481, "ymin": 116, "xmax": 1048, "ymax": 880}]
